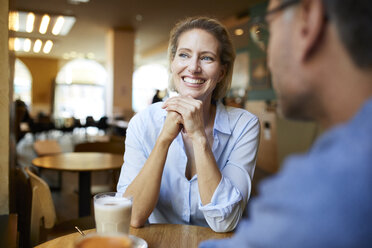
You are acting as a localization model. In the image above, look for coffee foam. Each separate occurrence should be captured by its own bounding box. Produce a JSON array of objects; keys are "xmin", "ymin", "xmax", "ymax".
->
[{"xmin": 95, "ymin": 196, "xmax": 132, "ymax": 210}]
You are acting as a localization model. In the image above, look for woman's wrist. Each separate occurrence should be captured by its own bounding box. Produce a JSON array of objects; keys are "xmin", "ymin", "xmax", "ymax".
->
[
  {"xmin": 157, "ymin": 131, "xmax": 176, "ymax": 147},
  {"xmin": 189, "ymin": 131, "xmax": 209, "ymax": 147}
]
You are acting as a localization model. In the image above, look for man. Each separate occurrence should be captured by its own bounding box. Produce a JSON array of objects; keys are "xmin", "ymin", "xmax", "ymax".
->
[{"xmin": 200, "ymin": 0, "xmax": 372, "ymax": 247}]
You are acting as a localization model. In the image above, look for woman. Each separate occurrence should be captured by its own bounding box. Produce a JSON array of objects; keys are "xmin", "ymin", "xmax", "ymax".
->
[{"xmin": 117, "ymin": 16, "xmax": 260, "ymax": 232}]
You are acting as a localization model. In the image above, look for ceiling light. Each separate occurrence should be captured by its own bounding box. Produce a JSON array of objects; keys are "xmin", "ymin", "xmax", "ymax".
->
[
  {"xmin": 70, "ymin": 51, "xmax": 77, "ymax": 58},
  {"xmin": 10, "ymin": 37, "xmax": 56, "ymax": 54},
  {"xmin": 43, "ymin": 40, "xmax": 53, "ymax": 54},
  {"xmin": 8, "ymin": 11, "xmax": 19, "ymax": 31},
  {"xmin": 68, "ymin": 0, "xmax": 90, "ymax": 5},
  {"xmin": 234, "ymin": 28, "xmax": 244, "ymax": 36},
  {"xmin": 26, "ymin": 12, "xmax": 35, "ymax": 33},
  {"xmin": 136, "ymin": 14, "xmax": 143, "ymax": 22},
  {"xmin": 57, "ymin": 16, "xmax": 75, "ymax": 35},
  {"xmin": 87, "ymin": 53, "xmax": 95, "ymax": 59},
  {"xmin": 23, "ymin": 38, "xmax": 31, "ymax": 52},
  {"xmin": 39, "ymin": 14, "xmax": 50, "ymax": 34},
  {"xmin": 9, "ymin": 38, "xmax": 15, "ymax": 51},
  {"xmin": 33, "ymin": 39, "xmax": 42, "ymax": 53},
  {"xmin": 9, "ymin": 11, "xmax": 76, "ymax": 36},
  {"xmin": 14, "ymin": 38, "xmax": 21, "ymax": 51},
  {"xmin": 63, "ymin": 53, "xmax": 70, "ymax": 59},
  {"xmin": 52, "ymin": 16, "xmax": 65, "ymax": 35}
]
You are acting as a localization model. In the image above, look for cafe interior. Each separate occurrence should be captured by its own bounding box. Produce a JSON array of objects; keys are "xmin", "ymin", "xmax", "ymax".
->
[{"xmin": 1, "ymin": 0, "xmax": 324, "ymax": 247}]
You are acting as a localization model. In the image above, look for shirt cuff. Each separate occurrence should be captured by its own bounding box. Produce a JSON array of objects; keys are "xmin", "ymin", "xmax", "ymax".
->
[{"xmin": 199, "ymin": 176, "xmax": 242, "ymax": 219}]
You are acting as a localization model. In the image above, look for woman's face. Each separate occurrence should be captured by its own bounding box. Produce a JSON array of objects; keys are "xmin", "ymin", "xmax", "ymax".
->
[{"xmin": 170, "ymin": 28, "xmax": 225, "ymax": 102}]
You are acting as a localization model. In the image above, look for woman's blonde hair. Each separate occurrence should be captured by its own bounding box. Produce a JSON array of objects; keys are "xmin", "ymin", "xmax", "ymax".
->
[{"xmin": 168, "ymin": 16, "xmax": 236, "ymax": 101}]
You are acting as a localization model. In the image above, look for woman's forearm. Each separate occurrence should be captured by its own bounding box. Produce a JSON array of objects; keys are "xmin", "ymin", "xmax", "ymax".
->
[
  {"xmin": 192, "ymin": 134, "xmax": 222, "ymax": 205},
  {"xmin": 124, "ymin": 135, "xmax": 172, "ymax": 227}
]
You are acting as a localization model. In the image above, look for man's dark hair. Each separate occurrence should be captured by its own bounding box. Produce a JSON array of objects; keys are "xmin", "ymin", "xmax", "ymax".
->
[{"xmin": 323, "ymin": 0, "xmax": 372, "ymax": 68}]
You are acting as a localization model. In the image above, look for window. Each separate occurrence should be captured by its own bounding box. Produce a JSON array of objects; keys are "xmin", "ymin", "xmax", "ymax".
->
[
  {"xmin": 54, "ymin": 58, "xmax": 107, "ymax": 120},
  {"xmin": 132, "ymin": 64, "xmax": 168, "ymax": 113},
  {"xmin": 14, "ymin": 59, "xmax": 32, "ymax": 106}
]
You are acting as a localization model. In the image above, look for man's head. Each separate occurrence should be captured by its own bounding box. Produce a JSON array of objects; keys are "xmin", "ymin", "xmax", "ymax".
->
[{"xmin": 266, "ymin": 0, "xmax": 372, "ymax": 123}]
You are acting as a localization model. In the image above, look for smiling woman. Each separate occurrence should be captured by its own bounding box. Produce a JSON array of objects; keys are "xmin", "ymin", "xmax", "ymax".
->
[{"xmin": 117, "ymin": 16, "xmax": 260, "ymax": 233}]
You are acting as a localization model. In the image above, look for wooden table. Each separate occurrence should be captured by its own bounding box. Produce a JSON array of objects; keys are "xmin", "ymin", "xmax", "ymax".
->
[
  {"xmin": 35, "ymin": 224, "xmax": 234, "ymax": 248},
  {"xmin": 32, "ymin": 152, "xmax": 123, "ymax": 217}
]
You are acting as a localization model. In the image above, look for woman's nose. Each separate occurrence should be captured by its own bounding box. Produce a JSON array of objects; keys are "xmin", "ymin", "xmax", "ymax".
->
[{"xmin": 187, "ymin": 58, "xmax": 201, "ymax": 73}]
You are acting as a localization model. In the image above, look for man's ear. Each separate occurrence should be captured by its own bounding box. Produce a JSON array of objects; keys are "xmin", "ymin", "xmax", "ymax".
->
[{"xmin": 298, "ymin": 0, "xmax": 327, "ymax": 61}]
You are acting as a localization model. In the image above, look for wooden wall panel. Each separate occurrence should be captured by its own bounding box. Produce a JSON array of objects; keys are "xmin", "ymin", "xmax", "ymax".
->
[{"xmin": 0, "ymin": 0, "xmax": 9, "ymax": 214}]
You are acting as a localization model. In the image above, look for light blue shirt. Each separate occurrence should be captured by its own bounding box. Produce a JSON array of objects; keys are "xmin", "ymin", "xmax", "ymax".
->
[
  {"xmin": 117, "ymin": 101, "xmax": 259, "ymax": 232},
  {"xmin": 200, "ymin": 98, "xmax": 372, "ymax": 247}
]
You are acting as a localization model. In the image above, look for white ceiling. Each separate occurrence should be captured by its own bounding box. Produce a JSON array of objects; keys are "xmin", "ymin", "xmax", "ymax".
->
[{"xmin": 12, "ymin": 0, "xmax": 264, "ymax": 65}]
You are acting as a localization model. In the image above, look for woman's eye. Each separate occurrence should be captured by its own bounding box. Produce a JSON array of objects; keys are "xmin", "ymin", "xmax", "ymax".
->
[
  {"xmin": 201, "ymin": 56, "xmax": 214, "ymax": 61},
  {"xmin": 178, "ymin": 53, "xmax": 188, "ymax": 58}
]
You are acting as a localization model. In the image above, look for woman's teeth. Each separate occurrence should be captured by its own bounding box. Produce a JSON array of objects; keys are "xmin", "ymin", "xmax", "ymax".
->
[{"xmin": 183, "ymin": 77, "xmax": 205, "ymax": 84}]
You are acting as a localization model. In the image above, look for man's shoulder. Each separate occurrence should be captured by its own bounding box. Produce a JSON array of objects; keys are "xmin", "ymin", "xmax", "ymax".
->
[{"xmin": 258, "ymin": 117, "xmax": 372, "ymax": 210}]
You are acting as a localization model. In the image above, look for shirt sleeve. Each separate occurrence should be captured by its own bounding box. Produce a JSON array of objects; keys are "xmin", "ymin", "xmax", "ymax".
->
[
  {"xmin": 116, "ymin": 113, "xmax": 150, "ymax": 194},
  {"xmin": 199, "ymin": 115, "xmax": 260, "ymax": 232}
]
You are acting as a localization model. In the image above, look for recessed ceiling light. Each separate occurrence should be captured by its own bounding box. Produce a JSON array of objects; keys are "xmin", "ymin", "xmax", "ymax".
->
[
  {"xmin": 26, "ymin": 12, "xmax": 35, "ymax": 33},
  {"xmin": 43, "ymin": 40, "xmax": 53, "ymax": 54},
  {"xmin": 136, "ymin": 14, "xmax": 143, "ymax": 22},
  {"xmin": 234, "ymin": 28, "xmax": 244, "ymax": 36},
  {"xmin": 23, "ymin": 38, "xmax": 31, "ymax": 52},
  {"xmin": 14, "ymin": 38, "xmax": 21, "ymax": 51},
  {"xmin": 9, "ymin": 11, "xmax": 76, "ymax": 36},
  {"xmin": 70, "ymin": 51, "xmax": 77, "ymax": 58},
  {"xmin": 33, "ymin": 39, "xmax": 42, "ymax": 53},
  {"xmin": 63, "ymin": 53, "xmax": 70, "ymax": 59},
  {"xmin": 8, "ymin": 11, "xmax": 19, "ymax": 31},
  {"xmin": 39, "ymin": 14, "xmax": 50, "ymax": 34},
  {"xmin": 87, "ymin": 53, "xmax": 95, "ymax": 59},
  {"xmin": 52, "ymin": 16, "xmax": 65, "ymax": 35},
  {"xmin": 67, "ymin": 0, "xmax": 90, "ymax": 5}
]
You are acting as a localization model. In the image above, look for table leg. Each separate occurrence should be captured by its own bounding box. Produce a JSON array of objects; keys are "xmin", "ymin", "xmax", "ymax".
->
[{"xmin": 79, "ymin": 171, "xmax": 91, "ymax": 217}]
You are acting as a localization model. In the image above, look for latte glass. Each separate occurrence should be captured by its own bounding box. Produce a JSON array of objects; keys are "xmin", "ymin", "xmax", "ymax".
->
[{"xmin": 93, "ymin": 192, "xmax": 132, "ymax": 234}]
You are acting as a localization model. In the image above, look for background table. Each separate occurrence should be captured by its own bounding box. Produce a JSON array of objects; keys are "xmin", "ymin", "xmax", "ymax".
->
[
  {"xmin": 32, "ymin": 152, "xmax": 123, "ymax": 217},
  {"xmin": 35, "ymin": 224, "xmax": 234, "ymax": 248}
]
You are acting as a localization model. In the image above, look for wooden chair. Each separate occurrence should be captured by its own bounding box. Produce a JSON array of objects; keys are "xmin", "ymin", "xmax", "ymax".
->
[
  {"xmin": 14, "ymin": 166, "xmax": 32, "ymax": 248},
  {"xmin": 33, "ymin": 139, "xmax": 63, "ymax": 190},
  {"xmin": 74, "ymin": 140, "xmax": 124, "ymax": 192},
  {"xmin": 25, "ymin": 166, "xmax": 94, "ymax": 247}
]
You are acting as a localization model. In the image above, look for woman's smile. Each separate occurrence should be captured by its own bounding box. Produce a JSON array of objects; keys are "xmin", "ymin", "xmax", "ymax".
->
[{"xmin": 182, "ymin": 76, "xmax": 206, "ymax": 85}]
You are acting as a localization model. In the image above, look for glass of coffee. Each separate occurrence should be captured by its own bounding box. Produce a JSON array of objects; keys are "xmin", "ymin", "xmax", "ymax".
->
[{"xmin": 94, "ymin": 192, "xmax": 132, "ymax": 234}]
